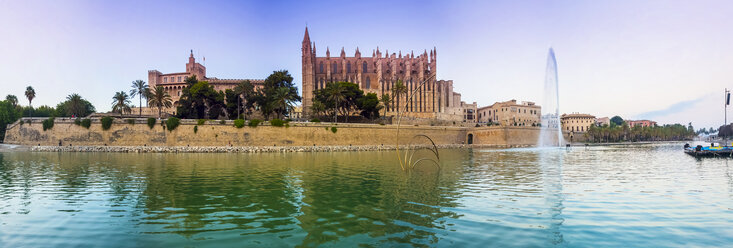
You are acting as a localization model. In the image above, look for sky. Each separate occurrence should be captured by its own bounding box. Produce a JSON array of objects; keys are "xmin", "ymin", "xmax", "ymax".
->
[{"xmin": 1, "ymin": 0, "xmax": 732, "ymax": 129}]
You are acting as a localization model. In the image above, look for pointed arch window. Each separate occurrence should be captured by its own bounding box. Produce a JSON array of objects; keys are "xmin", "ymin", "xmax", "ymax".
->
[
  {"xmin": 332, "ymin": 62, "xmax": 337, "ymax": 73},
  {"xmin": 363, "ymin": 62, "xmax": 367, "ymax": 72},
  {"xmin": 319, "ymin": 62, "xmax": 324, "ymax": 73},
  {"xmin": 347, "ymin": 62, "xmax": 351, "ymax": 73},
  {"xmin": 366, "ymin": 77, "xmax": 371, "ymax": 89}
]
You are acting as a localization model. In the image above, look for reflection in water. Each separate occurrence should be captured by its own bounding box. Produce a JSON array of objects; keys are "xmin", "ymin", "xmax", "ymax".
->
[
  {"xmin": 1, "ymin": 144, "xmax": 733, "ymax": 247},
  {"xmin": 539, "ymin": 149, "xmax": 565, "ymax": 245}
]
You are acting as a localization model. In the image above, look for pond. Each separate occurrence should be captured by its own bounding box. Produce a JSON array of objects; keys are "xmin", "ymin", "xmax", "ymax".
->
[{"xmin": 0, "ymin": 143, "xmax": 731, "ymax": 247}]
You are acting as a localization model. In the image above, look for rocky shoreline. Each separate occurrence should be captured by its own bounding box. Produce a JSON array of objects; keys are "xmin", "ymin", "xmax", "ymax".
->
[{"xmin": 25, "ymin": 144, "xmax": 519, "ymax": 153}]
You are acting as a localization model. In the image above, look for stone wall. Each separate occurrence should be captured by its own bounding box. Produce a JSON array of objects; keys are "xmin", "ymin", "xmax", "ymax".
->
[
  {"xmin": 468, "ymin": 126, "xmax": 570, "ymax": 146},
  {"xmin": 3, "ymin": 118, "xmax": 466, "ymax": 147},
  {"xmin": 4, "ymin": 118, "xmax": 572, "ymax": 147}
]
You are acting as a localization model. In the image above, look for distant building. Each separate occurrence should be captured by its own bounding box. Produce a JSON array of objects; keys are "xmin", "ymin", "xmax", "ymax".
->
[
  {"xmin": 461, "ymin": 101, "xmax": 478, "ymax": 123},
  {"xmin": 477, "ymin": 100, "xmax": 541, "ymax": 126},
  {"xmin": 627, "ymin": 120, "xmax": 657, "ymax": 128},
  {"xmin": 291, "ymin": 105, "xmax": 303, "ymax": 120},
  {"xmin": 595, "ymin": 117, "xmax": 610, "ymax": 126},
  {"xmin": 541, "ymin": 114, "xmax": 560, "ymax": 129},
  {"xmin": 147, "ymin": 50, "xmax": 264, "ymax": 115},
  {"xmin": 561, "ymin": 113, "xmax": 596, "ymax": 132}
]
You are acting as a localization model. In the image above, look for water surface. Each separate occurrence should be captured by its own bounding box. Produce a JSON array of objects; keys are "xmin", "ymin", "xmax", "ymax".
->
[{"xmin": 0, "ymin": 143, "xmax": 731, "ymax": 247}]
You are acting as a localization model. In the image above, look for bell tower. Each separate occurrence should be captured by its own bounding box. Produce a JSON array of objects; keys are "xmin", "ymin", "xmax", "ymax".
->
[{"xmin": 301, "ymin": 27, "xmax": 316, "ymax": 118}]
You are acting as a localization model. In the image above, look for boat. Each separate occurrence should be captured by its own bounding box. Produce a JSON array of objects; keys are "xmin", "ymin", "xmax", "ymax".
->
[{"xmin": 684, "ymin": 143, "xmax": 733, "ymax": 157}]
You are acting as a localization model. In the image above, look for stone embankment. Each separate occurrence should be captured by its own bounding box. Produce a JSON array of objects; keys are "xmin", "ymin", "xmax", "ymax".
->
[
  {"xmin": 27, "ymin": 144, "xmax": 532, "ymax": 153},
  {"xmin": 31, "ymin": 144, "xmax": 460, "ymax": 153}
]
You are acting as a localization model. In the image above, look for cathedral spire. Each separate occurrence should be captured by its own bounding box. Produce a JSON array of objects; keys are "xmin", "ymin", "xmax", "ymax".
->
[{"xmin": 303, "ymin": 26, "xmax": 310, "ymax": 43}]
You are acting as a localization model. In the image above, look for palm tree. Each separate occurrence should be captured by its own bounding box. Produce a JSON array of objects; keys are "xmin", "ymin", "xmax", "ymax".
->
[
  {"xmin": 379, "ymin": 93, "xmax": 391, "ymax": 117},
  {"xmin": 391, "ymin": 80, "xmax": 407, "ymax": 113},
  {"xmin": 129, "ymin": 80, "xmax": 148, "ymax": 117},
  {"xmin": 326, "ymin": 83, "xmax": 346, "ymax": 123},
  {"xmin": 111, "ymin": 91, "xmax": 132, "ymax": 115},
  {"xmin": 310, "ymin": 100, "xmax": 326, "ymax": 119},
  {"xmin": 271, "ymin": 87, "xmax": 296, "ymax": 119},
  {"xmin": 25, "ymin": 86, "xmax": 35, "ymax": 117},
  {"xmin": 66, "ymin": 94, "xmax": 84, "ymax": 117},
  {"xmin": 147, "ymin": 86, "xmax": 172, "ymax": 118},
  {"xmin": 5, "ymin": 95, "xmax": 18, "ymax": 108}
]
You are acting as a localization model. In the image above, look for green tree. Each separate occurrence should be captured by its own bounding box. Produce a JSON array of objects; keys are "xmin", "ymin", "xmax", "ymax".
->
[
  {"xmin": 271, "ymin": 87, "xmax": 297, "ymax": 119},
  {"xmin": 325, "ymin": 82, "xmax": 346, "ymax": 122},
  {"xmin": 391, "ymin": 80, "xmax": 407, "ymax": 113},
  {"xmin": 224, "ymin": 89, "xmax": 239, "ymax": 119},
  {"xmin": 129, "ymin": 80, "xmax": 148, "ymax": 116},
  {"xmin": 26, "ymin": 105, "xmax": 56, "ymax": 117},
  {"xmin": 112, "ymin": 91, "xmax": 132, "ymax": 115},
  {"xmin": 5, "ymin": 95, "xmax": 18, "ymax": 108},
  {"xmin": 379, "ymin": 93, "xmax": 391, "ymax": 117},
  {"xmin": 148, "ymin": 86, "xmax": 173, "ymax": 118},
  {"xmin": 66, "ymin": 94, "xmax": 85, "ymax": 117},
  {"xmin": 256, "ymin": 70, "xmax": 301, "ymax": 120},
  {"xmin": 0, "ymin": 100, "xmax": 22, "ymax": 142},
  {"xmin": 358, "ymin": 93, "xmax": 382, "ymax": 119},
  {"xmin": 610, "ymin": 116, "xmax": 624, "ymax": 126},
  {"xmin": 234, "ymin": 80, "xmax": 255, "ymax": 119},
  {"xmin": 25, "ymin": 86, "xmax": 35, "ymax": 117},
  {"xmin": 310, "ymin": 100, "xmax": 326, "ymax": 119},
  {"xmin": 55, "ymin": 97, "xmax": 95, "ymax": 117},
  {"xmin": 314, "ymin": 81, "xmax": 365, "ymax": 123}
]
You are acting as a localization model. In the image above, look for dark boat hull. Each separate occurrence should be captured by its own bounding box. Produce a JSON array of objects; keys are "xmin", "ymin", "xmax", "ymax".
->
[{"xmin": 684, "ymin": 149, "xmax": 733, "ymax": 157}]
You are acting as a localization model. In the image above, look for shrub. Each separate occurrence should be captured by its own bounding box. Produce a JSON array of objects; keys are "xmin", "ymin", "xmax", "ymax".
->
[
  {"xmin": 310, "ymin": 118, "xmax": 321, "ymax": 123},
  {"xmin": 42, "ymin": 117, "xmax": 54, "ymax": 131},
  {"xmin": 197, "ymin": 119, "xmax": 207, "ymax": 125},
  {"xmin": 220, "ymin": 120, "xmax": 226, "ymax": 125},
  {"xmin": 81, "ymin": 119, "xmax": 91, "ymax": 129},
  {"xmin": 147, "ymin": 118, "xmax": 156, "ymax": 129},
  {"xmin": 285, "ymin": 118, "xmax": 293, "ymax": 122},
  {"xmin": 331, "ymin": 126, "xmax": 337, "ymax": 133},
  {"xmin": 234, "ymin": 119, "xmax": 245, "ymax": 128},
  {"xmin": 74, "ymin": 118, "xmax": 81, "ymax": 126},
  {"xmin": 248, "ymin": 119, "xmax": 262, "ymax": 128},
  {"xmin": 270, "ymin": 119, "xmax": 285, "ymax": 127},
  {"xmin": 193, "ymin": 125, "xmax": 198, "ymax": 133},
  {"xmin": 26, "ymin": 119, "xmax": 31, "ymax": 125},
  {"xmin": 475, "ymin": 124, "xmax": 480, "ymax": 127},
  {"xmin": 166, "ymin": 117, "xmax": 180, "ymax": 132},
  {"xmin": 127, "ymin": 119, "xmax": 136, "ymax": 125},
  {"xmin": 101, "ymin": 116, "xmax": 113, "ymax": 130}
]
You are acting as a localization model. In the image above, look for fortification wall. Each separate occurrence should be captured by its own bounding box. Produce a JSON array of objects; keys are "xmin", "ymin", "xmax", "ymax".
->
[
  {"xmin": 3, "ymin": 119, "xmax": 467, "ymax": 147},
  {"xmin": 468, "ymin": 126, "xmax": 571, "ymax": 146},
  {"xmin": 4, "ymin": 118, "xmax": 572, "ymax": 148}
]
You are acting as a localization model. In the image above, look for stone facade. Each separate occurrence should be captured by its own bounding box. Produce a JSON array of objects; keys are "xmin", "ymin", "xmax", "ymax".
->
[
  {"xmin": 300, "ymin": 27, "xmax": 469, "ymax": 120},
  {"xmin": 561, "ymin": 113, "xmax": 596, "ymax": 132},
  {"xmin": 595, "ymin": 117, "xmax": 610, "ymax": 126},
  {"xmin": 147, "ymin": 50, "xmax": 264, "ymax": 114},
  {"xmin": 626, "ymin": 119, "xmax": 657, "ymax": 127},
  {"xmin": 477, "ymin": 100, "xmax": 541, "ymax": 126}
]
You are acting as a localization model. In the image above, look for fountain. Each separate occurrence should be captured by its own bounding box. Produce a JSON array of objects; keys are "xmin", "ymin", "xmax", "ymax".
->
[{"xmin": 538, "ymin": 48, "xmax": 563, "ymax": 147}]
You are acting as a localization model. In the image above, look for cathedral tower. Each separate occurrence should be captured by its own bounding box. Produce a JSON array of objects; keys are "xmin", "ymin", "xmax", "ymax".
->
[{"xmin": 301, "ymin": 27, "xmax": 316, "ymax": 117}]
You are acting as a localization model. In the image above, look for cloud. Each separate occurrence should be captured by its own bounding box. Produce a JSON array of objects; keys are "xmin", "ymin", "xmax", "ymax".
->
[{"xmin": 634, "ymin": 95, "xmax": 710, "ymax": 119}]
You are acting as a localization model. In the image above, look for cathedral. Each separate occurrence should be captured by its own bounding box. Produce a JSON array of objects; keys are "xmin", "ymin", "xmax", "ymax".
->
[{"xmin": 300, "ymin": 27, "xmax": 475, "ymax": 122}]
